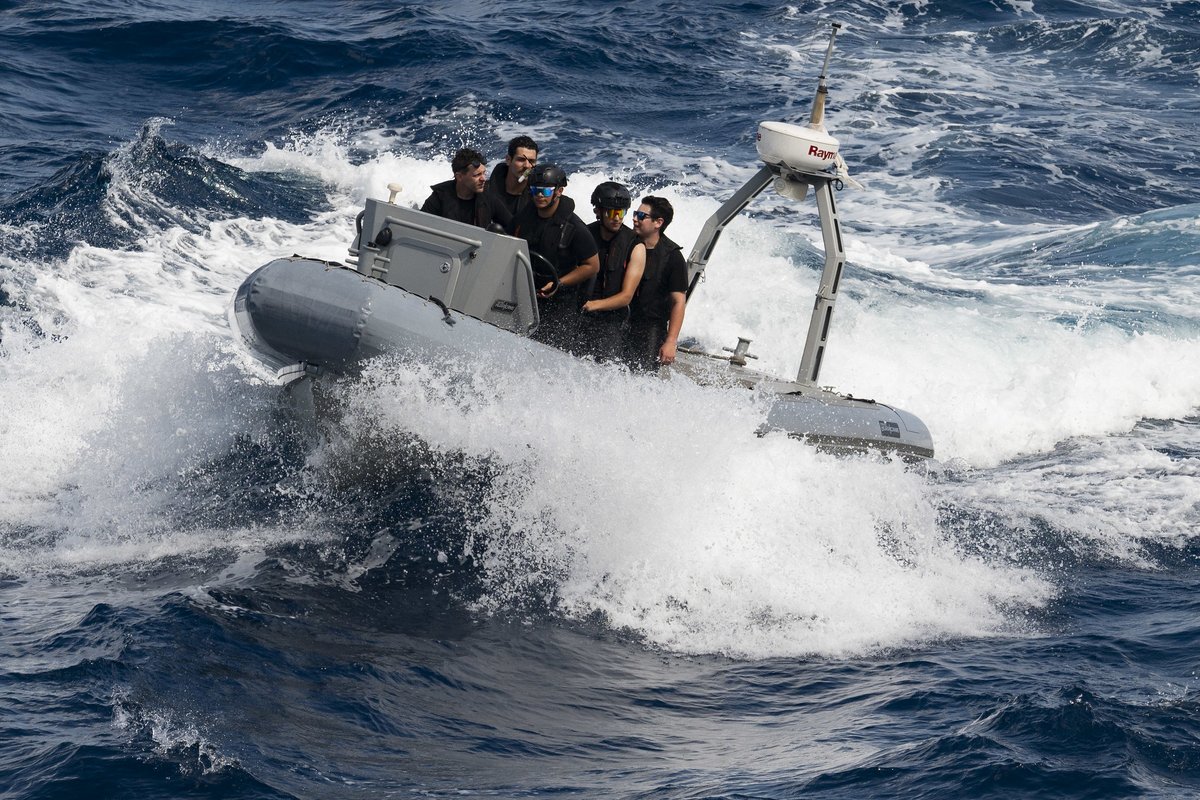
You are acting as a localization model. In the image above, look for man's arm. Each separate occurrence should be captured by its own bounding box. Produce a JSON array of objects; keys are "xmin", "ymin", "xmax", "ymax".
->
[
  {"xmin": 658, "ymin": 249, "xmax": 689, "ymax": 364},
  {"xmin": 659, "ymin": 291, "xmax": 686, "ymax": 365},
  {"xmin": 583, "ymin": 243, "xmax": 645, "ymax": 313},
  {"xmin": 560, "ymin": 254, "xmax": 600, "ymax": 288},
  {"xmin": 540, "ymin": 217, "xmax": 600, "ymax": 297},
  {"xmin": 541, "ymin": 253, "xmax": 599, "ymax": 298},
  {"xmin": 420, "ymin": 191, "xmax": 441, "ymax": 216}
]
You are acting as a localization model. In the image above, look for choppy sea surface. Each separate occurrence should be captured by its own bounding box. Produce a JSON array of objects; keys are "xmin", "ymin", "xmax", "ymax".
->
[{"xmin": 2, "ymin": 1, "xmax": 1200, "ymax": 797}]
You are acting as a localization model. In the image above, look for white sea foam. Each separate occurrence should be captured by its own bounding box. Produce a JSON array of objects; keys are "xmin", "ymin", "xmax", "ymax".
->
[
  {"xmin": 948, "ymin": 420, "xmax": 1200, "ymax": 563},
  {"xmin": 327, "ymin": 352, "xmax": 1052, "ymax": 659},
  {"xmin": 113, "ymin": 693, "xmax": 240, "ymax": 776},
  {"xmin": 0, "ymin": 326, "xmax": 318, "ymax": 575}
]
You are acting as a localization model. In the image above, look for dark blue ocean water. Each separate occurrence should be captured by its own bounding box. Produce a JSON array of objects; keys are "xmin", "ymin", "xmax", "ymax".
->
[{"xmin": 3, "ymin": 1, "xmax": 1200, "ymax": 797}]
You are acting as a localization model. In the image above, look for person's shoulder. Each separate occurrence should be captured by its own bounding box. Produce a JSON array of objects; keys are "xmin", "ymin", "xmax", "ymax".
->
[
  {"xmin": 486, "ymin": 165, "xmax": 510, "ymax": 198},
  {"xmin": 513, "ymin": 202, "xmax": 538, "ymax": 222},
  {"xmin": 510, "ymin": 204, "xmax": 536, "ymax": 233},
  {"xmin": 556, "ymin": 195, "xmax": 578, "ymax": 217},
  {"xmin": 421, "ymin": 185, "xmax": 446, "ymax": 212},
  {"xmin": 570, "ymin": 213, "xmax": 596, "ymax": 237},
  {"xmin": 570, "ymin": 216, "xmax": 598, "ymax": 256},
  {"xmin": 667, "ymin": 248, "xmax": 687, "ymax": 275},
  {"xmin": 483, "ymin": 191, "xmax": 512, "ymax": 224}
]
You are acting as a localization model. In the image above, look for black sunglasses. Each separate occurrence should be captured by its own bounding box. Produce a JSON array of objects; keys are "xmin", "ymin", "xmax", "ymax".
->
[{"xmin": 632, "ymin": 210, "xmax": 657, "ymax": 221}]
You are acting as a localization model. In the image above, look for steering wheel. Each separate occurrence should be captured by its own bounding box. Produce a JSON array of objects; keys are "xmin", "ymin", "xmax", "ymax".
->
[{"xmin": 529, "ymin": 249, "xmax": 561, "ymax": 297}]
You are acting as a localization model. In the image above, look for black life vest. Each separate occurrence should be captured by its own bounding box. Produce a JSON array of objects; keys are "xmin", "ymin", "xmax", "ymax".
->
[
  {"xmin": 424, "ymin": 179, "xmax": 505, "ymax": 229},
  {"xmin": 585, "ymin": 222, "xmax": 639, "ymax": 301},
  {"xmin": 514, "ymin": 195, "xmax": 579, "ymax": 272},
  {"xmin": 487, "ymin": 162, "xmax": 531, "ymax": 219},
  {"xmin": 632, "ymin": 233, "xmax": 682, "ymax": 321}
]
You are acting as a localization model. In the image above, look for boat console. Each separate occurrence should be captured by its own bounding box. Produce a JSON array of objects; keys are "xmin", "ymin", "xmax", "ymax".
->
[{"xmin": 347, "ymin": 198, "xmax": 541, "ymax": 335}]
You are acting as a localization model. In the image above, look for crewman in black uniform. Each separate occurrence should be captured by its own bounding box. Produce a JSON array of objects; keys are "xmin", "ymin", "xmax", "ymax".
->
[
  {"xmin": 421, "ymin": 147, "xmax": 511, "ymax": 230},
  {"xmin": 487, "ymin": 135, "xmax": 539, "ymax": 219},
  {"xmin": 580, "ymin": 181, "xmax": 646, "ymax": 363},
  {"xmin": 628, "ymin": 195, "xmax": 688, "ymax": 370},
  {"xmin": 511, "ymin": 163, "xmax": 599, "ymax": 354}
]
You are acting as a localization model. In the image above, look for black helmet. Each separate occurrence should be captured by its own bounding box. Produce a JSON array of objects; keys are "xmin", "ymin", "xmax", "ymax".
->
[
  {"xmin": 528, "ymin": 163, "xmax": 567, "ymax": 187},
  {"xmin": 591, "ymin": 181, "xmax": 632, "ymax": 210}
]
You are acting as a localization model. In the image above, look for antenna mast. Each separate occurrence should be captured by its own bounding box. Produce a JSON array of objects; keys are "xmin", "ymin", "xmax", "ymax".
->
[{"xmin": 809, "ymin": 22, "xmax": 841, "ymax": 129}]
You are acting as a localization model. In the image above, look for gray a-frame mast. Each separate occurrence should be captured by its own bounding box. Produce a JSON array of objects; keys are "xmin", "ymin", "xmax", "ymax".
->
[{"xmin": 683, "ymin": 23, "xmax": 846, "ymax": 386}]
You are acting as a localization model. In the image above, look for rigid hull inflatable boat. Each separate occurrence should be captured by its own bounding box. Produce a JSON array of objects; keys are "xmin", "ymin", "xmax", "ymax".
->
[{"xmin": 231, "ymin": 25, "xmax": 934, "ymax": 460}]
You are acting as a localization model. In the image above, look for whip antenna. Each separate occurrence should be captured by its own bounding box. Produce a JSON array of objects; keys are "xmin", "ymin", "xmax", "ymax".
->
[{"xmin": 809, "ymin": 22, "xmax": 841, "ymax": 129}]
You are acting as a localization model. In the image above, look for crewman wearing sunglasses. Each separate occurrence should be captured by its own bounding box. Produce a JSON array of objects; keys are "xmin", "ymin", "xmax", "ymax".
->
[
  {"xmin": 510, "ymin": 163, "xmax": 600, "ymax": 354},
  {"xmin": 579, "ymin": 181, "xmax": 646, "ymax": 363},
  {"xmin": 628, "ymin": 196, "xmax": 688, "ymax": 369},
  {"xmin": 420, "ymin": 147, "xmax": 512, "ymax": 231}
]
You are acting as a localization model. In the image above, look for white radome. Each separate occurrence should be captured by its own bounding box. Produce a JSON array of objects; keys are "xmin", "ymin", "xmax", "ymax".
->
[{"xmin": 756, "ymin": 121, "xmax": 839, "ymax": 174}]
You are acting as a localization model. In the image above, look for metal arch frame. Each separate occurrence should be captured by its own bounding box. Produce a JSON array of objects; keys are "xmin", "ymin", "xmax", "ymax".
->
[{"xmin": 683, "ymin": 166, "xmax": 846, "ymax": 387}]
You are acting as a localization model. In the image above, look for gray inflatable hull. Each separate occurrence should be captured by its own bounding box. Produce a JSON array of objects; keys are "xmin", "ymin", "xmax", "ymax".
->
[
  {"xmin": 232, "ymin": 256, "xmax": 552, "ymax": 375},
  {"xmin": 232, "ymin": 257, "xmax": 933, "ymax": 460}
]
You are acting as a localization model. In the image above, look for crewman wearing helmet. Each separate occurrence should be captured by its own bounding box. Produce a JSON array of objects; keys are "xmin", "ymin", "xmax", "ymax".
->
[
  {"xmin": 510, "ymin": 162, "xmax": 600, "ymax": 353},
  {"xmin": 579, "ymin": 181, "xmax": 646, "ymax": 362}
]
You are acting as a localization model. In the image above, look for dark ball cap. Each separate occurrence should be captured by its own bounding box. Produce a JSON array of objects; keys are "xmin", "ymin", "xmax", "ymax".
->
[
  {"xmin": 591, "ymin": 181, "xmax": 632, "ymax": 210},
  {"xmin": 529, "ymin": 163, "xmax": 567, "ymax": 187}
]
